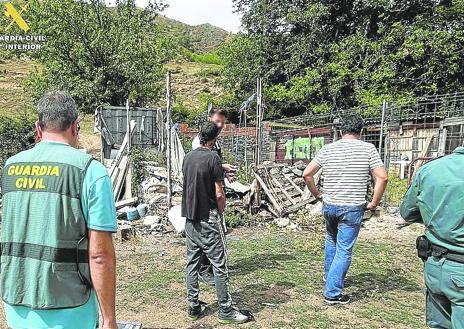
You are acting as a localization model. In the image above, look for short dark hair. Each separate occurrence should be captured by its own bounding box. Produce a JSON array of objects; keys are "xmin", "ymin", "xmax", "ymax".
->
[
  {"xmin": 37, "ymin": 91, "xmax": 78, "ymax": 131},
  {"xmin": 340, "ymin": 114, "xmax": 364, "ymax": 135},
  {"xmin": 199, "ymin": 121, "xmax": 220, "ymax": 145},
  {"xmin": 208, "ymin": 108, "xmax": 228, "ymax": 118}
]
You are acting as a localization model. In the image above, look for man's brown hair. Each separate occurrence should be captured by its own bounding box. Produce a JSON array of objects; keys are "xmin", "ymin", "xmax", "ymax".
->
[{"xmin": 208, "ymin": 108, "xmax": 228, "ymax": 117}]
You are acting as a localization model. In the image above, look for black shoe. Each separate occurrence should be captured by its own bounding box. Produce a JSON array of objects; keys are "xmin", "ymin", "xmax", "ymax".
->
[
  {"xmin": 324, "ymin": 295, "xmax": 351, "ymax": 305},
  {"xmin": 199, "ymin": 271, "xmax": 215, "ymax": 286},
  {"xmin": 187, "ymin": 301, "xmax": 208, "ymax": 321}
]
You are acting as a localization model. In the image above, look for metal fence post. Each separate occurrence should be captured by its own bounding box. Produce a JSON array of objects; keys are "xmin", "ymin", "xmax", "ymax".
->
[{"xmin": 166, "ymin": 72, "xmax": 172, "ymax": 209}]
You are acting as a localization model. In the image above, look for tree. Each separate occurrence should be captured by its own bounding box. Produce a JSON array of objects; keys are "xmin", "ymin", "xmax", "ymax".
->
[
  {"xmin": 0, "ymin": 113, "xmax": 36, "ymax": 173},
  {"xmin": 221, "ymin": 0, "xmax": 464, "ymax": 118},
  {"xmin": 24, "ymin": 0, "xmax": 174, "ymax": 112}
]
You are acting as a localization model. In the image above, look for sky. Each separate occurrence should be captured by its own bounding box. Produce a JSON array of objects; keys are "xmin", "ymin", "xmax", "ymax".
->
[{"xmin": 136, "ymin": 0, "xmax": 242, "ymax": 33}]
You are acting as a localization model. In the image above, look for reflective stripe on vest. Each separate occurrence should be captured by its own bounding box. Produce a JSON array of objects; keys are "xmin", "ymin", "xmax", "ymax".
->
[{"xmin": 0, "ymin": 242, "xmax": 89, "ymax": 263}]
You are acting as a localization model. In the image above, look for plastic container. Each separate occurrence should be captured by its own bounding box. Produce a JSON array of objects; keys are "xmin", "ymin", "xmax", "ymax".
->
[
  {"xmin": 126, "ymin": 207, "xmax": 140, "ymax": 221},
  {"xmin": 136, "ymin": 203, "xmax": 148, "ymax": 217}
]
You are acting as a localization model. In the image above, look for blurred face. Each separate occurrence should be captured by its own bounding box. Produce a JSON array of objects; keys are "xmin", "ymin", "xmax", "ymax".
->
[{"xmin": 209, "ymin": 113, "xmax": 226, "ymax": 131}]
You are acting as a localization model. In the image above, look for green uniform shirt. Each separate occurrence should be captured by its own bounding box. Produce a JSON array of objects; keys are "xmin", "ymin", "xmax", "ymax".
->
[
  {"xmin": 3, "ymin": 141, "xmax": 117, "ymax": 329},
  {"xmin": 400, "ymin": 146, "xmax": 464, "ymax": 254}
]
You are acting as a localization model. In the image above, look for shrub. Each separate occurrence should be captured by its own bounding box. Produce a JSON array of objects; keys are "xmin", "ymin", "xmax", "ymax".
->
[
  {"xmin": 179, "ymin": 133, "xmax": 193, "ymax": 154},
  {"xmin": 172, "ymin": 101, "xmax": 204, "ymax": 126},
  {"xmin": 225, "ymin": 211, "xmax": 253, "ymax": 228},
  {"xmin": 182, "ymin": 48, "xmax": 224, "ymax": 65},
  {"xmin": 0, "ymin": 113, "xmax": 36, "ymax": 175}
]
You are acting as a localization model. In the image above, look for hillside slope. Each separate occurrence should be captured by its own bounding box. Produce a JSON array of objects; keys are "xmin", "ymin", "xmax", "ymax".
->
[
  {"xmin": 0, "ymin": 55, "xmax": 224, "ymax": 125},
  {"xmin": 0, "ymin": 12, "xmax": 229, "ymax": 117},
  {"xmin": 0, "ymin": 59, "xmax": 35, "ymax": 117},
  {"xmin": 156, "ymin": 15, "xmax": 231, "ymax": 53}
]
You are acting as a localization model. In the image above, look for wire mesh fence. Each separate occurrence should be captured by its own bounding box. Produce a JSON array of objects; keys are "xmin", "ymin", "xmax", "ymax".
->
[
  {"xmin": 266, "ymin": 92, "xmax": 464, "ymax": 173},
  {"xmin": 175, "ymin": 92, "xmax": 464, "ymax": 204}
]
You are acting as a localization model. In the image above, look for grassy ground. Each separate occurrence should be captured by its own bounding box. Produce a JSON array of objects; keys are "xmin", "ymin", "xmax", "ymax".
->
[
  {"xmin": 0, "ymin": 216, "xmax": 427, "ymax": 329},
  {"xmin": 386, "ymin": 174, "xmax": 409, "ymax": 205},
  {"xmin": 109, "ymin": 215, "xmax": 426, "ymax": 329}
]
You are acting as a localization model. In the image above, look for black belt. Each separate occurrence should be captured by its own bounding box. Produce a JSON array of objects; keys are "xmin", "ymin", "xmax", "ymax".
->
[
  {"xmin": 431, "ymin": 244, "xmax": 464, "ymax": 264},
  {"xmin": 0, "ymin": 242, "xmax": 88, "ymax": 263}
]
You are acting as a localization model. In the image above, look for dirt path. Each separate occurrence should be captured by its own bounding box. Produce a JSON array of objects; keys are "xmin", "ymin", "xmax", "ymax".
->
[
  {"xmin": 111, "ymin": 215, "xmax": 425, "ymax": 329},
  {"xmin": 0, "ymin": 215, "xmax": 425, "ymax": 329}
]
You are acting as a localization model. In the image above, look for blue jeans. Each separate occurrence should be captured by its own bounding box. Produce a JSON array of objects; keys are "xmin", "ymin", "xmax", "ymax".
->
[{"xmin": 323, "ymin": 203, "xmax": 365, "ymax": 298}]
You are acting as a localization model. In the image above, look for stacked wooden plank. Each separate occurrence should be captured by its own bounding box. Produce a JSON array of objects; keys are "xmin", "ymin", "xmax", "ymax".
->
[
  {"xmin": 110, "ymin": 120, "xmax": 137, "ymax": 201},
  {"xmin": 253, "ymin": 163, "xmax": 320, "ymax": 217}
]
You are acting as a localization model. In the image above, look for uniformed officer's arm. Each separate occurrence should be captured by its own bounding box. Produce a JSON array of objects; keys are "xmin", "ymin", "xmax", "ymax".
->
[
  {"xmin": 400, "ymin": 173, "xmax": 423, "ymax": 223},
  {"xmin": 89, "ymin": 230, "xmax": 117, "ymax": 329},
  {"xmin": 83, "ymin": 162, "xmax": 118, "ymax": 329}
]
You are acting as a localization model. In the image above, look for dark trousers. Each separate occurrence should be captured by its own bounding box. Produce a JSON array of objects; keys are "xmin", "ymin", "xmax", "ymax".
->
[
  {"xmin": 199, "ymin": 253, "xmax": 213, "ymax": 274},
  {"xmin": 185, "ymin": 209, "xmax": 233, "ymax": 315}
]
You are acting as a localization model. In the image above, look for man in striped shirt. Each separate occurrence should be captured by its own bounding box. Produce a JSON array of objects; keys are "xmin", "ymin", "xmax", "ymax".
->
[{"xmin": 303, "ymin": 114, "xmax": 388, "ymax": 305}]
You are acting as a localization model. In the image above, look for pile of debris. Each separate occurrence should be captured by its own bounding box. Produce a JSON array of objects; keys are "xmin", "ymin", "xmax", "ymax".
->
[
  {"xmin": 102, "ymin": 117, "xmax": 185, "ymax": 239},
  {"xmin": 252, "ymin": 160, "xmax": 320, "ymax": 218},
  {"xmin": 116, "ymin": 156, "xmax": 188, "ymax": 240},
  {"xmin": 115, "ymin": 196, "xmax": 170, "ymax": 240},
  {"xmin": 114, "ymin": 162, "xmax": 184, "ymax": 240}
]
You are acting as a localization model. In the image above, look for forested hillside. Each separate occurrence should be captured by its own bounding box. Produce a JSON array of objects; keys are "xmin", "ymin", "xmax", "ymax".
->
[
  {"xmin": 2, "ymin": 0, "xmax": 463, "ymax": 125},
  {"xmin": 219, "ymin": 0, "xmax": 464, "ymax": 119}
]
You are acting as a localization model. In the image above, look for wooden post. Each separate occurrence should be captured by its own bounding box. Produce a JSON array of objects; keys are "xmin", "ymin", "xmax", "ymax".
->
[
  {"xmin": 255, "ymin": 77, "xmax": 263, "ymax": 165},
  {"xmin": 438, "ymin": 120, "xmax": 447, "ymax": 156},
  {"xmin": 253, "ymin": 78, "xmax": 264, "ymax": 211},
  {"xmin": 383, "ymin": 134, "xmax": 389, "ymax": 169},
  {"xmin": 244, "ymin": 108, "xmax": 249, "ymax": 181},
  {"xmin": 125, "ymin": 99, "xmax": 133, "ymax": 199},
  {"xmin": 166, "ymin": 72, "xmax": 173, "ymax": 209},
  {"xmin": 100, "ymin": 136, "xmax": 105, "ymax": 164},
  {"xmin": 260, "ymin": 78, "xmax": 264, "ymax": 163},
  {"xmin": 255, "ymin": 78, "xmax": 260, "ymax": 165},
  {"xmin": 126, "ymin": 99, "xmax": 131, "ymax": 152},
  {"xmin": 379, "ymin": 99, "xmax": 387, "ymax": 157},
  {"xmin": 291, "ymin": 135, "xmax": 296, "ymax": 165}
]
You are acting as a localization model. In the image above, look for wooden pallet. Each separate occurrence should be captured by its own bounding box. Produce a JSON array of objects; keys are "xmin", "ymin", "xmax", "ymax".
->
[{"xmin": 253, "ymin": 164, "xmax": 320, "ymax": 217}]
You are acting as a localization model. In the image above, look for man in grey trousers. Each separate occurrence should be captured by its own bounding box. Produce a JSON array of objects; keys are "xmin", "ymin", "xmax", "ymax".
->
[{"xmin": 182, "ymin": 121, "xmax": 249, "ymax": 324}]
